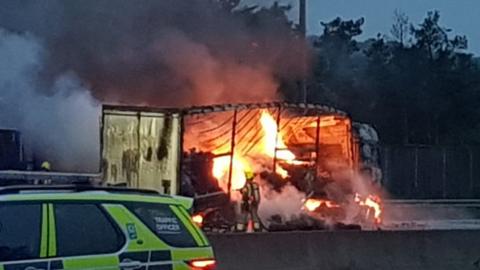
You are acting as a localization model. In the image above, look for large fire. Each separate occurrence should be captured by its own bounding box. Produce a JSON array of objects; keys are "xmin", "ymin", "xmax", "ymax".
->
[
  {"xmin": 212, "ymin": 110, "xmax": 296, "ymax": 191},
  {"xmin": 192, "ymin": 106, "xmax": 384, "ymax": 227}
]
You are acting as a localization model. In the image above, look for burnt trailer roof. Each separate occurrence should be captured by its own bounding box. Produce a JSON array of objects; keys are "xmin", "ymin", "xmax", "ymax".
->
[{"xmin": 102, "ymin": 102, "xmax": 348, "ymax": 117}]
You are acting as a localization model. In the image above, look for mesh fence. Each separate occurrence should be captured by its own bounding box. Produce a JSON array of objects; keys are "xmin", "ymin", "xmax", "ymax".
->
[{"xmin": 382, "ymin": 145, "xmax": 480, "ymax": 199}]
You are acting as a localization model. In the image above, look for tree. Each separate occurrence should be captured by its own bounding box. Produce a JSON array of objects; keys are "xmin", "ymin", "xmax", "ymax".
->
[
  {"xmin": 316, "ymin": 17, "xmax": 365, "ymax": 55},
  {"xmin": 390, "ymin": 9, "xmax": 409, "ymax": 46},
  {"xmin": 411, "ymin": 11, "xmax": 467, "ymax": 61},
  {"xmin": 310, "ymin": 17, "xmax": 396, "ymax": 135},
  {"xmin": 309, "ymin": 17, "xmax": 366, "ymax": 109},
  {"xmin": 309, "ymin": 10, "xmax": 480, "ymax": 145}
]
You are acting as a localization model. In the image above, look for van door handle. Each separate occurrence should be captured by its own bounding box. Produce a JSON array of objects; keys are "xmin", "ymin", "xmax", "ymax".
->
[{"xmin": 119, "ymin": 259, "xmax": 143, "ymax": 270}]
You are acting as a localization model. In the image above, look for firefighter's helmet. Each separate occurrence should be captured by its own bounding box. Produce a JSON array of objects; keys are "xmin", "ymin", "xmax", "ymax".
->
[
  {"xmin": 245, "ymin": 170, "xmax": 255, "ymax": 181},
  {"xmin": 40, "ymin": 161, "xmax": 51, "ymax": 172}
]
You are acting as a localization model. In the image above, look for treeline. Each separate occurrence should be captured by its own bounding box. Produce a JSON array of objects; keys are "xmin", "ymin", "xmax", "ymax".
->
[
  {"xmin": 223, "ymin": 1, "xmax": 480, "ymax": 145},
  {"xmin": 301, "ymin": 11, "xmax": 480, "ymax": 145}
]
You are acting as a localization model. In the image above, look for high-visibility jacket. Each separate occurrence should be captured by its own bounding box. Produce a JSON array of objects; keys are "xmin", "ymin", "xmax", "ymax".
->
[{"xmin": 241, "ymin": 181, "xmax": 260, "ymax": 206}]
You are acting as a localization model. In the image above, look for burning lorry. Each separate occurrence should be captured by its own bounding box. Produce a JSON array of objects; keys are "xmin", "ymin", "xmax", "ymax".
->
[{"xmin": 101, "ymin": 102, "xmax": 383, "ymax": 231}]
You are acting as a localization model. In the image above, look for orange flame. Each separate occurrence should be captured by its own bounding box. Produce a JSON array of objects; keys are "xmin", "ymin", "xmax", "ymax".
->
[
  {"xmin": 355, "ymin": 193, "xmax": 383, "ymax": 224},
  {"xmin": 211, "ymin": 110, "xmax": 300, "ymax": 192},
  {"xmin": 260, "ymin": 111, "xmax": 295, "ymax": 160},
  {"xmin": 304, "ymin": 198, "xmax": 340, "ymax": 212},
  {"xmin": 260, "ymin": 111, "xmax": 296, "ymax": 177},
  {"xmin": 212, "ymin": 155, "xmax": 249, "ymax": 191}
]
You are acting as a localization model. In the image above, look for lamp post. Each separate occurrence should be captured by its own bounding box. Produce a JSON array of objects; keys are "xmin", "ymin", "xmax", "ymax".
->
[{"xmin": 299, "ymin": 0, "xmax": 307, "ymax": 103}]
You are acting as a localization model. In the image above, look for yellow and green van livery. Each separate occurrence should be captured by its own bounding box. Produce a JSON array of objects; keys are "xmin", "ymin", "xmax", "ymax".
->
[{"xmin": 0, "ymin": 185, "xmax": 216, "ymax": 270}]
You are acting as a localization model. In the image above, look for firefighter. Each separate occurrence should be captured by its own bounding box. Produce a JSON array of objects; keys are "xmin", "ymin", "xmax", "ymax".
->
[
  {"xmin": 235, "ymin": 170, "xmax": 262, "ymax": 232},
  {"xmin": 40, "ymin": 161, "xmax": 51, "ymax": 172}
]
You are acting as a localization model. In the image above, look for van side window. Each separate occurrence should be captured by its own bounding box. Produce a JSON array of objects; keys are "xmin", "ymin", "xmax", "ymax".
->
[
  {"xmin": 0, "ymin": 204, "xmax": 41, "ymax": 262},
  {"xmin": 124, "ymin": 203, "xmax": 197, "ymax": 247},
  {"xmin": 54, "ymin": 204, "xmax": 124, "ymax": 257}
]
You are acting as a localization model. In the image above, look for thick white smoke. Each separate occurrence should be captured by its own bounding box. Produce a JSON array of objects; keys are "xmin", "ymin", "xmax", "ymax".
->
[
  {"xmin": 0, "ymin": 29, "xmax": 100, "ymax": 172},
  {"xmin": 258, "ymin": 183, "xmax": 306, "ymax": 225}
]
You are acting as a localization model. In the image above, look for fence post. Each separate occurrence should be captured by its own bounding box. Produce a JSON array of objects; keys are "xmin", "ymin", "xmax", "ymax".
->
[
  {"xmin": 442, "ymin": 147, "xmax": 447, "ymax": 199},
  {"xmin": 414, "ymin": 147, "xmax": 419, "ymax": 195},
  {"xmin": 383, "ymin": 146, "xmax": 389, "ymax": 189},
  {"xmin": 469, "ymin": 147, "xmax": 474, "ymax": 198}
]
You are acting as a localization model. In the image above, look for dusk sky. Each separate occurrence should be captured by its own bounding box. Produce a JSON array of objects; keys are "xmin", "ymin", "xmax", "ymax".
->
[{"xmin": 248, "ymin": 0, "xmax": 480, "ymax": 55}]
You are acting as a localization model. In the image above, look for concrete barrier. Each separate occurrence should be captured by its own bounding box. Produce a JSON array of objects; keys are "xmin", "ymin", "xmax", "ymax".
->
[{"xmin": 209, "ymin": 230, "xmax": 480, "ymax": 270}]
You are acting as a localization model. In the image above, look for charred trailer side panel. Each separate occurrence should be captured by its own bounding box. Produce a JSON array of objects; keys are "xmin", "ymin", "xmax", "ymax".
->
[{"xmin": 101, "ymin": 106, "xmax": 182, "ymax": 195}]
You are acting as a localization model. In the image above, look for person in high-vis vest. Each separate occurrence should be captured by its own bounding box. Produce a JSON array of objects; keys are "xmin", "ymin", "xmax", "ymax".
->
[{"xmin": 236, "ymin": 170, "xmax": 262, "ymax": 232}]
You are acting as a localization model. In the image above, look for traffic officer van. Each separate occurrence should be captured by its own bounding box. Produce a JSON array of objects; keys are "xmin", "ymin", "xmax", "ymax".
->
[{"xmin": 0, "ymin": 185, "xmax": 215, "ymax": 270}]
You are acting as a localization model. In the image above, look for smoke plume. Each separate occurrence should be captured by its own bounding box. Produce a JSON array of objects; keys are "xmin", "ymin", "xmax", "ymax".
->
[
  {"xmin": 0, "ymin": 0, "xmax": 306, "ymax": 171},
  {"xmin": 0, "ymin": 29, "xmax": 99, "ymax": 171}
]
